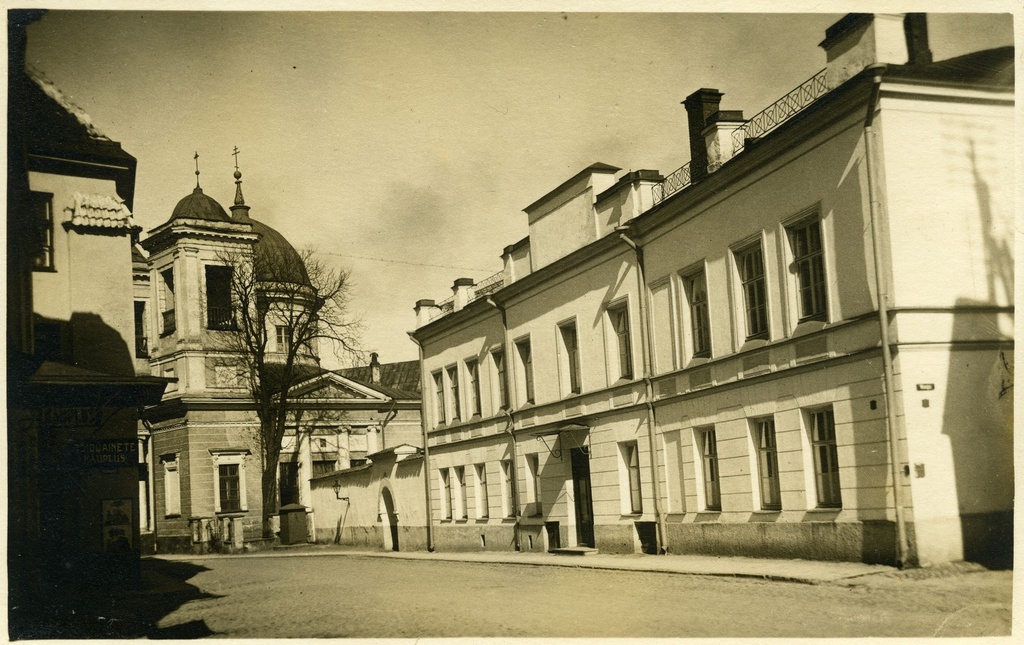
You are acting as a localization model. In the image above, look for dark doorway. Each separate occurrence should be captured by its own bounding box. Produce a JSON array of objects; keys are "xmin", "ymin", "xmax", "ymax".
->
[
  {"xmin": 279, "ymin": 462, "xmax": 299, "ymax": 507},
  {"xmin": 570, "ymin": 447, "xmax": 595, "ymax": 547},
  {"xmin": 381, "ymin": 488, "xmax": 399, "ymax": 551}
]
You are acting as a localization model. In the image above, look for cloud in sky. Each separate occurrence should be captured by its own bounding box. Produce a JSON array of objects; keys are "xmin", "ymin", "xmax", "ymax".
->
[{"xmin": 24, "ymin": 10, "xmax": 1014, "ymax": 365}]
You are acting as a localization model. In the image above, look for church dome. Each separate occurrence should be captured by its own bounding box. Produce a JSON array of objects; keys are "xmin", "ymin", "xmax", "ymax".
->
[
  {"xmin": 251, "ymin": 219, "xmax": 311, "ymax": 287},
  {"xmin": 170, "ymin": 187, "xmax": 232, "ymax": 222}
]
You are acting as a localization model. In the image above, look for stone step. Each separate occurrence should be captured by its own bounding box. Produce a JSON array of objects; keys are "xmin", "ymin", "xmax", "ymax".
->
[{"xmin": 549, "ymin": 546, "xmax": 599, "ymax": 556}]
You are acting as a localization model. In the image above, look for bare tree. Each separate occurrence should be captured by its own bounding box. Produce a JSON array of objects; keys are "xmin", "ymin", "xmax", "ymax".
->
[{"xmin": 217, "ymin": 243, "xmax": 359, "ymax": 536}]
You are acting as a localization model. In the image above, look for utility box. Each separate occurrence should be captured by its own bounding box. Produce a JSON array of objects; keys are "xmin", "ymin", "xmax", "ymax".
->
[{"xmin": 279, "ymin": 504, "xmax": 308, "ymax": 545}]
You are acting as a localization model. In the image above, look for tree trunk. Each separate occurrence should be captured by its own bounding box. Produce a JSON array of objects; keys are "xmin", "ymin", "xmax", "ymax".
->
[{"xmin": 262, "ymin": 458, "xmax": 280, "ymax": 538}]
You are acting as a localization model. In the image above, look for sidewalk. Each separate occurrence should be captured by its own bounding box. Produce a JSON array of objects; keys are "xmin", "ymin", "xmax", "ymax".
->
[{"xmin": 151, "ymin": 544, "xmax": 899, "ymax": 585}]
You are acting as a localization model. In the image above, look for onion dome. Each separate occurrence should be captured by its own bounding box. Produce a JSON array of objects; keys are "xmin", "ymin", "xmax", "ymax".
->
[{"xmin": 251, "ymin": 219, "xmax": 311, "ymax": 287}]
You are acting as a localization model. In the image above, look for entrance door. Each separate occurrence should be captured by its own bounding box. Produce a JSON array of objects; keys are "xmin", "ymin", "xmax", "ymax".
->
[
  {"xmin": 380, "ymin": 488, "xmax": 399, "ymax": 551},
  {"xmin": 570, "ymin": 447, "xmax": 595, "ymax": 547}
]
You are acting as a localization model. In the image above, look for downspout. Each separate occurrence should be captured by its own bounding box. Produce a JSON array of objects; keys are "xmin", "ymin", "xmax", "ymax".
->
[
  {"xmin": 616, "ymin": 227, "xmax": 667, "ymax": 555},
  {"xmin": 141, "ymin": 416, "xmax": 157, "ymax": 549},
  {"xmin": 486, "ymin": 296, "xmax": 522, "ymax": 552},
  {"xmin": 407, "ymin": 333, "xmax": 435, "ymax": 552},
  {"xmin": 863, "ymin": 63, "xmax": 910, "ymax": 568}
]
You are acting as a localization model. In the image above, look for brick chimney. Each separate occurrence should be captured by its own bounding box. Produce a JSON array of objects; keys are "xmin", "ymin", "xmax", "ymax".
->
[
  {"xmin": 369, "ymin": 352, "xmax": 381, "ymax": 384},
  {"xmin": 683, "ymin": 88, "xmax": 723, "ymax": 183},
  {"xmin": 820, "ymin": 13, "xmax": 932, "ymax": 90}
]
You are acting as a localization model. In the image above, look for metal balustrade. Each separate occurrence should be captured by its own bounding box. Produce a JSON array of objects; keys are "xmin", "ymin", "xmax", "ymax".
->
[
  {"xmin": 732, "ymin": 68, "xmax": 829, "ymax": 155},
  {"xmin": 652, "ymin": 161, "xmax": 692, "ymax": 205}
]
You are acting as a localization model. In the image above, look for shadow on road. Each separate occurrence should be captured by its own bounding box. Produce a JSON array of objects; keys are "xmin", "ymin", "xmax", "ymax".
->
[{"xmin": 9, "ymin": 558, "xmax": 219, "ymax": 639}]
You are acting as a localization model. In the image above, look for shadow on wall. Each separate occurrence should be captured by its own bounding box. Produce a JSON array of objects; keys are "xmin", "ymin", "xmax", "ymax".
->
[
  {"xmin": 32, "ymin": 312, "xmax": 135, "ymax": 377},
  {"xmin": 9, "ymin": 558, "xmax": 219, "ymax": 639},
  {"xmin": 939, "ymin": 144, "xmax": 1014, "ymax": 569}
]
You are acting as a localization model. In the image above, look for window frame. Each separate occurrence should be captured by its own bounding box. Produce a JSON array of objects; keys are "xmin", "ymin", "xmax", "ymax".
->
[
  {"xmin": 31, "ymin": 192, "xmax": 55, "ymax": 271},
  {"xmin": 558, "ymin": 319, "xmax": 582, "ymax": 396},
  {"xmin": 446, "ymin": 365, "xmax": 461, "ymax": 423},
  {"xmin": 275, "ymin": 325, "xmax": 293, "ymax": 354},
  {"xmin": 466, "ymin": 359, "xmax": 482, "ymax": 417},
  {"xmin": 681, "ymin": 268, "xmax": 712, "ymax": 359},
  {"xmin": 159, "ymin": 267, "xmax": 176, "ymax": 336},
  {"xmin": 786, "ymin": 215, "xmax": 828, "ymax": 323},
  {"xmin": 734, "ymin": 240, "xmax": 769, "ymax": 341},
  {"xmin": 455, "ymin": 465, "xmax": 468, "ymax": 520},
  {"xmin": 204, "ymin": 264, "xmax": 235, "ymax": 331},
  {"xmin": 514, "ymin": 337, "xmax": 535, "ymax": 405},
  {"xmin": 211, "ymin": 450, "xmax": 249, "ymax": 514},
  {"xmin": 807, "ymin": 407, "xmax": 841, "ymax": 508},
  {"xmin": 619, "ymin": 441, "xmax": 643, "ymax": 514},
  {"xmin": 500, "ymin": 458, "xmax": 515, "ymax": 519},
  {"xmin": 474, "ymin": 463, "xmax": 489, "ymax": 519},
  {"xmin": 607, "ymin": 301, "xmax": 634, "ymax": 381},
  {"xmin": 432, "ymin": 371, "xmax": 446, "ymax": 426},
  {"xmin": 752, "ymin": 417, "xmax": 782, "ymax": 511},
  {"xmin": 439, "ymin": 469, "xmax": 453, "ymax": 520},
  {"xmin": 492, "ymin": 348, "xmax": 510, "ymax": 410},
  {"xmin": 696, "ymin": 427, "xmax": 721, "ymax": 511},
  {"xmin": 160, "ymin": 453, "xmax": 181, "ymax": 517}
]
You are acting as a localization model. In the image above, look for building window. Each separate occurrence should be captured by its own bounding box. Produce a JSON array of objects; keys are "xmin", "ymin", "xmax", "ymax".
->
[
  {"xmin": 205, "ymin": 265, "xmax": 234, "ymax": 330},
  {"xmin": 753, "ymin": 418, "xmax": 781, "ymax": 510},
  {"xmin": 433, "ymin": 371, "xmax": 446, "ymax": 426},
  {"xmin": 279, "ymin": 461, "xmax": 300, "ymax": 506},
  {"xmin": 559, "ymin": 321, "xmax": 581, "ymax": 395},
  {"xmin": 500, "ymin": 459, "xmax": 515, "ymax": 518},
  {"xmin": 160, "ymin": 269, "xmax": 176, "ymax": 335},
  {"xmin": 475, "ymin": 463, "xmax": 489, "ymax": 519},
  {"xmin": 620, "ymin": 441, "xmax": 643, "ymax": 514},
  {"xmin": 608, "ymin": 303, "xmax": 633, "ymax": 380},
  {"xmin": 492, "ymin": 349, "xmax": 509, "ymax": 410},
  {"xmin": 735, "ymin": 242, "xmax": 769, "ymax": 340},
  {"xmin": 275, "ymin": 325, "xmax": 292, "ymax": 354},
  {"xmin": 31, "ymin": 192, "xmax": 54, "ymax": 270},
  {"xmin": 515, "ymin": 338, "xmax": 535, "ymax": 405},
  {"xmin": 440, "ymin": 469, "xmax": 452, "ymax": 520},
  {"xmin": 447, "ymin": 365, "xmax": 461, "ymax": 422},
  {"xmin": 212, "ymin": 451, "xmax": 248, "ymax": 514},
  {"xmin": 808, "ymin": 408, "xmax": 841, "ymax": 508},
  {"xmin": 161, "ymin": 454, "xmax": 181, "ymax": 517},
  {"xmin": 467, "ymin": 359, "xmax": 481, "ymax": 417},
  {"xmin": 526, "ymin": 453, "xmax": 542, "ymax": 516},
  {"xmin": 788, "ymin": 217, "xmax": 828, "ymax": 321},
  {"xmin": 219, "ymin": 464, "xmax": 241, "ymax": 512},
  {"xmin": 697, "ymin": 428, "xmax": 721, "ymax": 511},
  {"xmin": 684, "ymin": 270, "xmax": 711, "ymax": 358},
  {"xmin": 455, "ymin": 466, "xmax": 468, "ymax": 519},
  {"xmin": 134, "ymin": 301, "xmax": 149, "ymax": 358}
]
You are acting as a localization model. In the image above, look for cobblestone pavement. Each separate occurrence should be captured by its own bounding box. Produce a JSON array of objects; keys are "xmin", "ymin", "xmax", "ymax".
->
[{"xmin": 37, "ymin": 551, "xmax": 1011, "ymax": 639}]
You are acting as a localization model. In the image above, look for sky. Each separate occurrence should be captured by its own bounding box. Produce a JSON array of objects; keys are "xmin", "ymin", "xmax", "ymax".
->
[{"xmin": 23, "ymin": 8, "xmax": 1015, "ymax": 367}]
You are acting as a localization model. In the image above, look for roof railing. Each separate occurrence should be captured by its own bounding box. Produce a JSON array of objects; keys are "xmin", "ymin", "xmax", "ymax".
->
[{"xmin": 732, "ymin": 68, "xmax": 829, "ymax": 155}]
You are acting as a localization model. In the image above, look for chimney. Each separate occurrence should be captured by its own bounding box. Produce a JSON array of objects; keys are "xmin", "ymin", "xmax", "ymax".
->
[
  {"xmin": 414, "ymin": 299, "xmax": 440, "ymax": 327},
  {"xmin": 903, "ymin": 13, "xmax": 932, "ymax": 65},
  {"xmin": 703, "ymin": 110, "xmax": 746, "ymax": 174},
  {"xmin": 369, "ymin": 352, "xmax": 381, "ymax": 384},
  {"xmin": 452, "ymin": 277, "xmax": 475, "ymax": 312},
  {"xmin": 683, "ymin": 88, "xmax": 723, "ymax": 183},
  {"xmin": 820, "ymin": 13, "xmax": 931, "ymax": 90}
]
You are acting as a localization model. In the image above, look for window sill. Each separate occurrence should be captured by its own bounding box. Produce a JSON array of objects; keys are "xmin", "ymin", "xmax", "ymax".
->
[
  {"xmin": 475, "ymin": 517, "xmax": 489, "ymax": 523},
  {"xmin": 217, "ymin": 510, "xmax": 247, "ymax": 517},
  {"xmin": 620, "ymin": 513, "xmax": 643, "ymax": 519},
  {"xmin": 792, "ymin": 319, "xmax": 827, "ymax": 337},
  {"xmin": 164, "ymin": 514, "xmax": 181, "ymax": 519},
  {"xmin": 32, "ymin": 266, "xmax": 58, "ymax": 273},
  {"xmin": 739, "ymin": 337, "xmax": 769, "ymax": 352},
  {"xmin": 806, "ymin": 506, "xmax": 842, "ymax": 512}
]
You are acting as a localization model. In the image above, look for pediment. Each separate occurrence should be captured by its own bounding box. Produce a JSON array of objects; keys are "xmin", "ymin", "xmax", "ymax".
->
[{"xmin": 291, "ymin": 372, "xmax": 388, "ymax": 401}]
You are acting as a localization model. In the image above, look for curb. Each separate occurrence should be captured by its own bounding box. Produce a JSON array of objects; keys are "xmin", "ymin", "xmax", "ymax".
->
[{"xmin": 146, "ymin": 547, "xmax": 891, "ymax": 585}]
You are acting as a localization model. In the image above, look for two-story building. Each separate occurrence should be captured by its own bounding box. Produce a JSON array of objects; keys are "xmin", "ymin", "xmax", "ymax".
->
[
  {"xmin": 410, "ymin": 13, "xmax": 1013, "ymax": 567},
  {"xmin": 7, "ymin": 14, "xmax": 169, "ymax": 635}
]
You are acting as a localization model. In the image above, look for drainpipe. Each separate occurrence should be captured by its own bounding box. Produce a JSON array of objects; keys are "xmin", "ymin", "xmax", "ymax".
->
[
  {"xmin": 406, "ymin": 333, "xmax": 435, "ymax": 552},
  {"xmin": 616, "ymin": 227, "xmax": 667, "ymax": 555},
  {"xmin": 141, "ymin": 416, "xmax": 158, "ymax": 550},
  {"xmin": 863, "ymin": 63, "xmax": 910, "ymax": 568},
  {"xmin": 486, "ymin": 297, "xmax": 522, "ymax": 552}
]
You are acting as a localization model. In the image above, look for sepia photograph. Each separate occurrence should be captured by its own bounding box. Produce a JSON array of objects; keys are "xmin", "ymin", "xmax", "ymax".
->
[{"xmin": 7, "ymin": 2, "xmax": 1017, "ymax": 639}]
